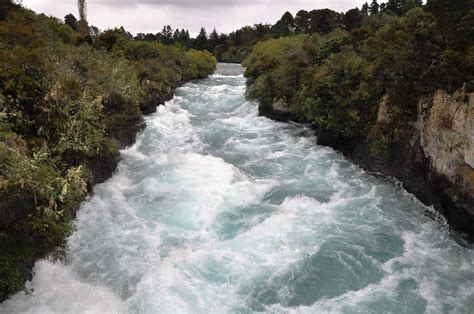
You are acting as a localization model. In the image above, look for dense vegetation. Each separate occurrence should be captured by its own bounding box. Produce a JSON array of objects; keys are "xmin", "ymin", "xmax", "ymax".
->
[
  {"xmin": 123, "ymin": 0, "xmax": 469, "ymax": 66},
  {"xmin": 129, "ymin": 1, "xmax": 432, "ymax": 63},
  {"xmin": 0, "ymin": 0, "xmax": 216, "ymax": 300},
  {"xmin": 194, "ymin": 0, "xmax": 429, "ymax": 62},
  {"xmin": 243, "ymin": 0, "xmax": 473, "ymax": 157}
]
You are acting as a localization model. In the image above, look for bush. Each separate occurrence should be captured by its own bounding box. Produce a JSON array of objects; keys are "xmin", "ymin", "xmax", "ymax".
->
[
  {"xmin": 295, "ymin": 49, "xmax": 376, "ymax": 137},
  {"xmin": 244, "ymin": 5, "xmax": 472, "ymax": 149},
  {"xmin": 243, "ymin": 35, "xmax": 309, "ymax": 109},
  {"xmin": 186, "ymin": 49, "xmax": 218, "ymax": 79}
]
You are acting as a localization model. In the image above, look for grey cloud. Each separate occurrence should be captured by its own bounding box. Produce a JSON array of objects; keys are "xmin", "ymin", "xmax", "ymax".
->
[
  {"xmin": 97, "ymin": 0, "xmax": 255, "ymax": 9},
  {"xmin": 23, "ymin": 0, "xmax": 366, "ymax": 35}
]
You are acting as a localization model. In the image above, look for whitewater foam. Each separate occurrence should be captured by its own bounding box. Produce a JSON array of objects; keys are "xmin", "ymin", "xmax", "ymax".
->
[{"xmin": 2, "ymin": 64, "xmax": 473, "ymax": 313}]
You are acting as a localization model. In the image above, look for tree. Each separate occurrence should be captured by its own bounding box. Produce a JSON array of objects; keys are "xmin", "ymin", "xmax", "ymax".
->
[
  {"xmin": 118, "ymin": 26, "xmax": 132, "ymax": 38},
  {"xmin": 295, "ymin": 10, "xmax": 311, "ymax": 33},
  {"xmin": 385, "ymin": 0, "xmax": 404, "ymax": 15},
  {"xmin": 89, "ymin": 25, "xmax": 99, "ymax": 37},
  {"xmin": 77, "ymin": 0, "xmax": 88, "ymax": 37},
  {"xmin": 402, "ymin": 0, "xmax": 423, "ymax": 13},
  {"xmin": 160, "ymin": 25, "xmax": 172, "ymax": 44},
  {"xmin": 0, "ymin": 0, "xmax": 16, "ymax": 20},
  {"xmin": 209, "ymin": 28, "xmax": 219, "ymax": 40},
  {"xmin": 272, "ymin": 11, "xmax": 295, "ymax": 36},
  {"xmin": 194, "ymin": 27, "xmax": 208, "ymax": 50},
  {"xmin": 362, "ymin": 2, "xmax": 370, "ymax": 15},
  {"xmin": 254, "ymin": 23, "xmax": 271, "ymax": 38},
  {"xmin": 208, "ymin": 28, "xmax": 219, "ymax": 51},
  {"xmin": 64, "ymin": 13, "xmax": 78, "ymax": 32},
  {"xmin": 134, "ymin": 32, "xmax": 158, "ymax": 41},
  {"xmin": 172, "ymin": 29, "xmax": 180, "ymax": 43},
  {"xmin": 369, "ymin": 0, "xmax": 380, "ymax": 15},
  {"xmin": 309, "ymin": 9, "xmax": 342, "ymax": 34},
  {"xmin": 426, "ymin": 0, "xmax": 473, "ymax": 49},
  {"xmin": 343, "ymin": 8, "xmax": 363, "ymax": 31},
  {"xmin": 178, "ymin": 29, "xmax": 191, "ymax": 47}
]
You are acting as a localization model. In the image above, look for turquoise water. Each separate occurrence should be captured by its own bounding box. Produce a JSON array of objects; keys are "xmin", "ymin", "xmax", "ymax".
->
[{"xmin": 2, "ymin": 64, "xmax": 473, "ymax": 313}]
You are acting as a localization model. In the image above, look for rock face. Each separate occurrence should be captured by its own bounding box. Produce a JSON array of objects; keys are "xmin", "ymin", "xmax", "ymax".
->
[
  {"xmin": 357, "ymin": 89, "xmax": 474, "ymax": 236},
  {"xmin": 420, "ymin": 89, "xmax": 474, "ymax": 198},
  {"xmin": 260, "ymin": 88, "xmax": 474, "ymax": 236},
  {"xmin": 259, "ymin": 98, "xmax": 299, "ymax": 122},
  {"xmin": 412, "ymin": 88, "xmax": 474, "ymax": 234}
]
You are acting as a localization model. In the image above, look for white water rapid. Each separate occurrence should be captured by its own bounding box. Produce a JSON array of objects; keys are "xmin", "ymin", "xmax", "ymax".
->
[{"xmin": 2, "ymin": 64, "xmax": 473, "ymax": 313}]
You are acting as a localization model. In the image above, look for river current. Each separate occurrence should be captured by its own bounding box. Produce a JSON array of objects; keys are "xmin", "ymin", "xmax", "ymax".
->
[{"xmin": 2, "ymin": 64, "xmax": 473, "ymax": 313}]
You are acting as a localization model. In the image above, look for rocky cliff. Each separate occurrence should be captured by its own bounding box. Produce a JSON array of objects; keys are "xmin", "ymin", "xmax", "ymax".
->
[
  {"xmin": 420, "ymin": 88, "xmax": 474, "ymax": 200},
  {"xmin": 414, "ymin": 88, "xmax": 474, "ymax": 233}
]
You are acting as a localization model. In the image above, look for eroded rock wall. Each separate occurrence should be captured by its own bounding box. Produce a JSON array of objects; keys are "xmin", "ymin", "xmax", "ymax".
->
[{"xmin": 420, "ymin": 89, "xmax": 474, "ymax": 200}]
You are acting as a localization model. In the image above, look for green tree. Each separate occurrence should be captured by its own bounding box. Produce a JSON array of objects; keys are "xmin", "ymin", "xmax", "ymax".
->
[
  {"xmin": 194, "ymin": 27, "xmax": 208, "ymax": 50},
  {"xmin": 296, "ymin": 49, "xmax": 374, "ymax": 137},
  {"xmin": 0, "ymin": 0, "xmax": 16, "ymax": 20},
  {"xmin": 426, "ymin": 0, "xmax": 474, "ymax": 49},
  {"xmin": 343, "ymin": 8, "xmax": 363, "ymax": 31},
  {"xmin": 385, "ymin": 0, "xmax": 403, "ymax": 15},
  {"xmin": 272, "ymin": 11, "xmax": 295, "ymax": 36},
  {"xmin": 243, "ymin": 35, "xmax": 309, "ymax": 114},
  {"xmin": 179, "ymin": 29, "xmax": 191, "ymax": 47},
  {"xmin": 160, "ymin": 25, "xmax": 172, "ymax": 44},
  {"xmin": 208, "ymin": 28, "xmax": 219, "ymax": 51},
  {"xmin": 362, "ymin": 2, "xmax": 370, "ymax": 15},
  {"xmin": 402, "ymin": 0, "xmax": 423, "ymax": 13},
  {"xmin": 309, "ymin": 9, "xmax": 342, "ymax": 34},
  {"xmin": 64, "ymin": 14, "xmax": 78, "ymax": 31},
  {"xmin": 369, "ymin": 0, "xmax": 380, "ymax": 15},
  {"xmin": 172, "ymin": 28, "xmax": 180, "ymax": 43},
  {"xmin": 295, "ymin": 10, "xmax": 311, "ymax": 33}
]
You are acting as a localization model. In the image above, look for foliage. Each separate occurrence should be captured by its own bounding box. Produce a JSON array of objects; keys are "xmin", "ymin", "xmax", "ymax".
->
[
  {"xmin": 95, "ymin": 0, "xmax": 426, "ymax": 64},
  {"xmin": 363, "ymin": 8, "xmax": 442, "ymax": 117},
  {"xmin": 295, "ymin": 49, "xmax": 375, "ymax": 137},
  {"xmin": 243, "ymin": 35, "xmax": 309, "ymax": 113},
  {"xmin": 64, "ymin": 13, "xmax": 78, "ymax": 32},
  {"xmin": 93, "ymin": 29, "xmax": 216, "ymax": 111},
  {"xmin": 186, "ymin": 49, "xmax": 218, "ymax": 79},
  {"xmin": 244, "ymin": 2, "xmax": 473, "ymax": 150}
]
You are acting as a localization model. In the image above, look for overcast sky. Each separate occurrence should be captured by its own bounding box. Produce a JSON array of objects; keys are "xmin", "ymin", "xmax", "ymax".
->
[{"xmin": 22, "ymin": 0, "xmax": 366, "ymax": 36}]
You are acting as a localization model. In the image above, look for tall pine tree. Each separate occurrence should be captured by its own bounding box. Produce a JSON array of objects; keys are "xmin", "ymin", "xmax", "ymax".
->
[
  {"xmin": 194, "ymin": 27, "xmax": 208, "ymax": 50},
  {"xmin": 369, "ymin": 0, "xmax": 380, "ymax": 15}
]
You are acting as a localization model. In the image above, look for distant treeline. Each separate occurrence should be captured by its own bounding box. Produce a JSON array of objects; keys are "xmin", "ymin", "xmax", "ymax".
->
[
  {"xmin": 0, "ymin": 0, "xmax": 216, "ymax": 300},
  {"xmin": 98, "ymin": 0, "xmax": 427, "ymax": 62}
]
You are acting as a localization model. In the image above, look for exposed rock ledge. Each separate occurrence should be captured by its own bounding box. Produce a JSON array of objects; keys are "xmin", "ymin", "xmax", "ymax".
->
[
  {"xmin": 258, "ymin": 98, "xmax": 299, "ymax": 122},
  {"xmin": 419, "ymin": 89, "xmax": 474, "ymax": 200}
]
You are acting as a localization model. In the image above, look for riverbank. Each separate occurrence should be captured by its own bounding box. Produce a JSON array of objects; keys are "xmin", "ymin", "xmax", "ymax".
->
[
  {"xmin": 0, "ymin": 74, "xmax": 215, "ymax": 302},
  {"xmin": 0, "ymin": 1, "xmax": 217, "ymax": 301}
]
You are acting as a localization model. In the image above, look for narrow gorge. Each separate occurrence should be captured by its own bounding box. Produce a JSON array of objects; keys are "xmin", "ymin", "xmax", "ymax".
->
[{"xmin": 2, "ymin": 64, "xmax": 473, "ymax": 313}]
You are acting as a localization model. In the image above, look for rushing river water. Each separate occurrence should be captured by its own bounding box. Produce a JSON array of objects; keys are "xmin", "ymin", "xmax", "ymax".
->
[{"xmin": 2, "ymin": 64, "xmax": 474, "ymax": 313}]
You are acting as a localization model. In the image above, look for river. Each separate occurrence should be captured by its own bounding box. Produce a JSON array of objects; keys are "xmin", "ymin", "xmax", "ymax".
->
[{"xmin": 2, "ymin": 63, "xmax": 473, "ymax": 313}]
